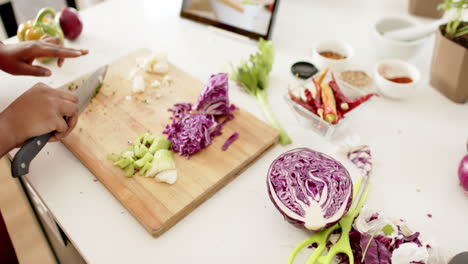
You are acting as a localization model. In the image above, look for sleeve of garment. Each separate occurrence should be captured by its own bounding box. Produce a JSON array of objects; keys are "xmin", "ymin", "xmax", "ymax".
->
[{"xmin": 0, "ymin": 210, "xmax": 19, "ymax": 264}]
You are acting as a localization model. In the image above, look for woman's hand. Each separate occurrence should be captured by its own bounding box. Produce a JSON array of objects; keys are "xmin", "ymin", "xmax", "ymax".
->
[
  {"xmin": 0, "ymin": 83, "xmax": 79, "ymax": 157},
  {"xmin": 0, "ymin": 35, "xmax": 88, "ymax": 77}
]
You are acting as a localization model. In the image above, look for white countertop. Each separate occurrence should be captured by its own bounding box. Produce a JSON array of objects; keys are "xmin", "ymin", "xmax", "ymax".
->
[{"xmin": 2, "ymin": 0, "xmax": 468, "ymax": 263}]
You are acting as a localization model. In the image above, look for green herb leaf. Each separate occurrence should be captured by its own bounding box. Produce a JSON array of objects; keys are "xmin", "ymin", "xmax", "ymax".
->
[{"xmin": 382, "ymin": 224, "xmax": 395, "ymax": 236}]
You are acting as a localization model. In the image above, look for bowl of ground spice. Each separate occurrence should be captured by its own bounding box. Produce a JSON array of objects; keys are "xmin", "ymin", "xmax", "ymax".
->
[
  {"xmin": 313, "ymin": 40, "xmax": 354, "ymax": 71},
  {"xmin": 335, "ymin": 67, "xmax": 375, "ymax": 98}
]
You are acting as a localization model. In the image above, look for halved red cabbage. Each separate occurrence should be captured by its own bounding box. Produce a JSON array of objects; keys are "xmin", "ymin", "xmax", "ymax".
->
[
  {"xmin": 267, "ymin": 148, "xmax": 353, "ymax": 231},
  {"xmin": 195, "ymin": 73, "xmax": 230, "ymax": 116}
]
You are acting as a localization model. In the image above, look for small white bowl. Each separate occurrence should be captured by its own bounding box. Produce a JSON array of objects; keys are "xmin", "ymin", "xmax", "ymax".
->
[
  {"xmin": 374, "ymin": 59, "xmax": 421, "ymax": 99},
  {"xmin": 372, "ymin": 16, "xmax": 428, "ymax": 60},
  {"xmin": 312, "ymin": 40, "xmax": 354, "ymax": 71}
]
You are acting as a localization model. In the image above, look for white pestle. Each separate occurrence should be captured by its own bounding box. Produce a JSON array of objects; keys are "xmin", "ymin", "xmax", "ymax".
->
[{"xmin": 383, "ymin": 18, "xmax": 448, "ymax": 42}]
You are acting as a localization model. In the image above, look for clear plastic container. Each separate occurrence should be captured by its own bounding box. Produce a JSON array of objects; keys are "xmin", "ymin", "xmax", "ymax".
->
[{"xmin": 285, "ymin": 84, "xmax": 369, "ymax": 139}]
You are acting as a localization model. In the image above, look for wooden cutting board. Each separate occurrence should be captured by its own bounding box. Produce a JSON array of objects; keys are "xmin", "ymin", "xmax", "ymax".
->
[{"xmin": 62, "ymin": 49, "xmax": 278, "ymax": 237}]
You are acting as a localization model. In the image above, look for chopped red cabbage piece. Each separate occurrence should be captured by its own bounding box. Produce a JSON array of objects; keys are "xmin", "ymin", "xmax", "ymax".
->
[
  {"xmin": 164, "ymin": 113, "xmax": 217, "ymax": 158},
  {"xmin": 195, "ymin": 73, "xmax": 231, "ymax": 116},
  {"xmin": 221, "ymin": 132, "xmax": 239, "ymax": 151},
  {"xmin": 359, "ymin": 233, "xmax": 392, "ymax": 264},
  {"xmin": 163, "ymin": 73, "xmax": 236, "ymax": 158},
  {"xmin": 347, "ymin": 145, "xmax": 372, "ymax": 177}
]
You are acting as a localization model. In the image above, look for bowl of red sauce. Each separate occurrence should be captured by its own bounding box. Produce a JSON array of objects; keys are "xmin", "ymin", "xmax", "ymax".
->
[{"xmin": 374, "ymin": 59, "xmax": 421, "ymax": 99}]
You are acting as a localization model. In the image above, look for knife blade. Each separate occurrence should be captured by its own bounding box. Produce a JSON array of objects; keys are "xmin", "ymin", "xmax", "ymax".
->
[
  {"xmin": 76, "ymin": 65, "xmax": 108, "ymax": 114},
  {"xmin": 11, "ymin": 65, "xmax": 108, "ymax": 178},
  {"xmin": 449, "ymin": 252, "xmax": 468, "ymax": 264}
]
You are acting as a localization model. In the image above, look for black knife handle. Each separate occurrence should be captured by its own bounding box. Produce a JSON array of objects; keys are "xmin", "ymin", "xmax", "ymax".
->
[{"xmin": 11, "ymin": 132, "xmax": 53, "ymax": 177}]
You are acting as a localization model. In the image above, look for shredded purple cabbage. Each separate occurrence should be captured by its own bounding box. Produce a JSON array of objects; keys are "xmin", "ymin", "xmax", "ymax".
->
[
  {"xmin": 222, "ymin": 132, "xmax": 239, "ymax": 151},
  {"xmin": 163, "ymin": 73, "xmax": 236, "ymax": 158},
  {"xmin": 335, "ymin": 216, "xmax": 426, "ymax": 264},
  {"xmin": 195, "ymin": 73, "xmax": 230, "ymax": 115}
]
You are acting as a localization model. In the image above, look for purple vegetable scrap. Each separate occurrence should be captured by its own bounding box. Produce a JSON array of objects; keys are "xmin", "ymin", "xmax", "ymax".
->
[
  {"xmin": 222, "ymin": 132, "xmax": 239, "ymax": 151},
  {"xmin": 347, "ymin": 145, "xmax": 372, "ymax": 177}
]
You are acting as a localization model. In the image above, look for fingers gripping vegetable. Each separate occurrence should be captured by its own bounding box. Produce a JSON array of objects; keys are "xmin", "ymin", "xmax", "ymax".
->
[
  {"xmin": 267, "ymin": 148, "xmax": 353, "ymax": 231},
  {"xmin": 17, "ymin": 8, "xmax": 64, "ymax": 42},
  {"xmin": 230, "ymin": 39, "xmax": 291, "ymax": 145},
  {"xmin": 17, "ymin": 8, "xmax": 64, "ymax": 63}
]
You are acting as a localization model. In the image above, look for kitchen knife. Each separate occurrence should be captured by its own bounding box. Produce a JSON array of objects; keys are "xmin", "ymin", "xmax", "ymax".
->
[
  {"xmin": 449, "ymin": 252, "xmax": 468, "ymax": 264},
  {"xmin": 11, "ymin": 65, "xmax": 108, "ymax": 178}
]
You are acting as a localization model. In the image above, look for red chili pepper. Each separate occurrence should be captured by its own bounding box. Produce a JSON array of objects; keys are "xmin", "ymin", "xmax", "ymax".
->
[
  {"xmin": 329, "ymin": 80, "xmax": 354, "ymax": 104},
  {"xmin": 288, "ymin": 89, "xmax": 317, "ymax": 114},
  {"xmin": 304, "ymin": 89, "xmax": 314, "ymax": 106},
  {"xmin": 342, "ymin": 93, "xmax": 378, "ymax": 114},
  {"xmin": 312, "ymin": 78, "xmax": 323, "ymax": 110}
]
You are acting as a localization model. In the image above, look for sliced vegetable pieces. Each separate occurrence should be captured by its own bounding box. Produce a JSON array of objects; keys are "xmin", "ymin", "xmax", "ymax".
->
[
  {"xmin": 107, "ymin": 133, "xmax": 177, "ymax": 184},
  {"xmin": 145, "ymin": 150, "xmax": 176, "ymax": 177}
]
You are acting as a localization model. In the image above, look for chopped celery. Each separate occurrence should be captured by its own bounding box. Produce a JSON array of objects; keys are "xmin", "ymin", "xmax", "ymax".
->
[
  {"xmin": 120, "ymin": 147, "xmax": 134, "ymax": 157},
  {"xmin": 134, "ymin": 145, "xmax": 148, "ymax": 159},
  {"xmin": 114, "ymin": 157, "xmax": 133, "ymax": 169},
  {"xmin": 134, "ymin": 135, "xmax": 143, "ymax": 145},
  {"xmin": 155, "ymin": 169, "xmax": 178, "ymax": 184},
  {"xmin": 124, "ymin": 164, "xmax": 135, "ymax": 177},
  {"xmin": 145, "ymin": 149, "xmax": 176, "ymax": 177},
  {"xmin": 149, "ymin": 136, "xmax": 171, "ymax": 154},
  {"xmin": 107, "ymin": 153, "xmax": 120, "ymax": 162},
  {"xmin": 121, "ymin": 151, "xmax": 135, "ymax": 159},
  {"xmin": 143, "ymin": 134, "xmax": 156, "ymax": 146},
  {"xmin": 110, "ymin": 133, "xmax": 174, "ymax": 180},
  {"xmin": 139, "ymin": 163, "xmax": 152, "ymax": 176},
  {"xmin": 134, "ymin": 153, "xmax": 154, "ymax": 168}
]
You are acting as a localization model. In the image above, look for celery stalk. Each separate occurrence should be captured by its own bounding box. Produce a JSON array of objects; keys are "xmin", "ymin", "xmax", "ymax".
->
[
  {"xmin": 256, "ymin": 90, "xmax": 292, "ymax": 145},
  {"xmin": 230, "ymin": 39, "xmax": 291, "ymax": 145}
]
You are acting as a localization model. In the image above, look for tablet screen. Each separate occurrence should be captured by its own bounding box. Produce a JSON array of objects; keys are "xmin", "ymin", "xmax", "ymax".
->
[{"xmin": 180, "ymin": 0, "xmax": 278, "ymax": 39}]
